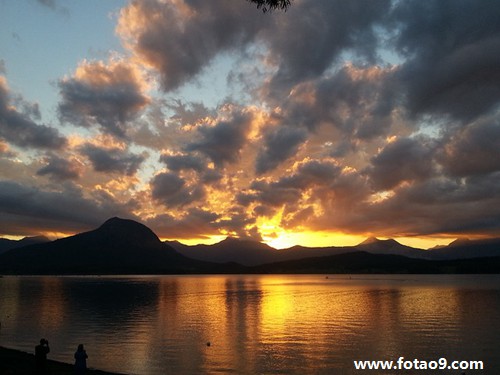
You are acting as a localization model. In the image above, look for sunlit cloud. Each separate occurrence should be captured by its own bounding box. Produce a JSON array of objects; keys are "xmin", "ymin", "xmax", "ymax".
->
[{"xmin": 36, "ymin": 153, "xmax": 83, "ymax": 181}]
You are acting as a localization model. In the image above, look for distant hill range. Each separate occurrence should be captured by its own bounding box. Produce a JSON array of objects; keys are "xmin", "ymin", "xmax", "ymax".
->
[
  {"xmin": 0, "ymin": 217, "xmax": 499, "ymax": 275},
  {"xmin": 168, "ymin": 235, "xmax": 500, "ymax": 266},
  {"xmin": 0, "ymin": 235, "xmax": 50, "ymax": 255}
]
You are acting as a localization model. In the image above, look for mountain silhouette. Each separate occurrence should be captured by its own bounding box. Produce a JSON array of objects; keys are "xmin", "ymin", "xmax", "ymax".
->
[
  {"xmin": 427, "ymin": 237, "xmax": 500, "ymax": 260},
  {"xmin": 448, "ymin": 238, "xmax": 473, "ymax": 247},
  {"xmin": 355, "ymin": 237, "xmax": 432, "ymax": 259},
  {"xmin": 171, "ymin": 235, "xmax": 500, "ymax": 266},
  {"xmin": 168, "ymin": 237, "xmax": 279, "ymax": 266},
  {"xmin": 171, "ymin": 237, "xmax": 430, "ymax": 265},
  {"xmin": 0, "ymin": 235, "xmax": 50, "ymax": 255},
  {"xmin": 359, "ymin": 236, "xmax": 380, "ymax": 245},
  {"xmin": 98, "ymin": 217, "xmax": 161, "ymax": 243},
  {"xmin": 1, "ymin": 219, "xmax": 499, "ymax": 274},
  {"xmin": 0, "ymin": 217, "xmax": 223, "ymax": 274}
]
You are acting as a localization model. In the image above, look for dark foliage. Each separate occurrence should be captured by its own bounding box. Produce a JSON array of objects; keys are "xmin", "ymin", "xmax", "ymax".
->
[{"xmin": 247, "ymin": 0, "xmax": 292, "ymax": 12}]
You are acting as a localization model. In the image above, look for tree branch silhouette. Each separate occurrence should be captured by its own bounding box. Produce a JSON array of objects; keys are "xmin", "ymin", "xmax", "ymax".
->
[{"xmin": 247, "ymin": 0, "xmax": 292, "ymax": 12}]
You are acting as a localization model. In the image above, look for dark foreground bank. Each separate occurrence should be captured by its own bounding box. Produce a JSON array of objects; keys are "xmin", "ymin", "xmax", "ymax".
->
[{"xmin": 0, "ymin": 346, "xmax": 125, "ymax": 375}]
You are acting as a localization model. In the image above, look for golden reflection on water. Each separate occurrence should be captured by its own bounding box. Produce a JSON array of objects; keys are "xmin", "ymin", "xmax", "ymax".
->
[
  {"xmin": 1, "ymin": 275, "xmax": 499, "ymax": 374},
  {"xmin": 150, "ymin": 275, "xmax": 498, "ymax": 373}
]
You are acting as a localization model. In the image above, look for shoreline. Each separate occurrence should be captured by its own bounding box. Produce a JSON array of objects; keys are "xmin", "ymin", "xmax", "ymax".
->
[{"xmin": 0, "ymin": 346, "xmax": 125, "ymax": 375}]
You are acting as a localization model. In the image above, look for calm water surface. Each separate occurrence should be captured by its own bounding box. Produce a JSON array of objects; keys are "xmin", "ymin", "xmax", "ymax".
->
[{"xmin": 1, "ymin": 275, "xmax": 499, "ymax": 374}]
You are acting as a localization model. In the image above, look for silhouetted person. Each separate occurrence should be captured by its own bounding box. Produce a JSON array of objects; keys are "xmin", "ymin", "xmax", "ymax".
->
[
  {"xmin": 74, "ymin": 344, "xmax": 88, "ymax": 375},
  {"xmin": 35, "ymin": 338, "xmax": 50, "ymax": 374}
]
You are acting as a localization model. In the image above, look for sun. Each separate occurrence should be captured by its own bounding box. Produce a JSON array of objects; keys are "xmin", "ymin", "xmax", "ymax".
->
[
  {"xmin": 256, "ymin": 211, "xmax": 368, "ymax": 249},
  {"xmin": 261, "ymin": 226, "xmax": 368, "ymax": 249},
  {"xmin": 264, "ymin": 232, "xmax": 300, "ymax": 250}
]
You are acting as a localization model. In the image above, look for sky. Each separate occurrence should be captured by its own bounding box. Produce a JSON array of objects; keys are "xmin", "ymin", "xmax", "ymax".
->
[{"xmin": 0, "ymin": 0, "xmax": 499, "ymax": 249}]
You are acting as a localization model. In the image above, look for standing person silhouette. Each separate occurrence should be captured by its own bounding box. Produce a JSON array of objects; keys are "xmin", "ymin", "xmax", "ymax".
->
[
  {"xmin": 74, "ymin": 344, "xmax": 88, "ymax": 374},
  {"xmin": 35, "ymin": 338, "xmax": 50, "ymax": 374}
]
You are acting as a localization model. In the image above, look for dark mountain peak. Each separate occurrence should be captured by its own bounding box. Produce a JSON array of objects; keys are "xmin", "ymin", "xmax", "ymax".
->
[
  {"xmin": 221, "ymin": 236, "xmax": 240, "ymax": 244},
  {"xmin": 219, "ymin": 236, "xmax": 251, "ymax": 246},
  {"xmin": 94, "ymin": 217, "xmax": 161, "ymax": 247},
  {"xmin": 359, "ymin": 237, "xmax": 401, "ymax": 247},
  {"xmin": 286, "ymin": 244, "xmax": 308, "ymax": 251},
  {"xmin": 165, "ymin": 240, "xmax": 184, "ymax": 246},
  {"xmin": 0, "ymin": 235, "xmax": 51, "ymax": 255},
  {"xmin": 0, "ymin": 217, "xmax": 216, "ymax": 274},
  {"xmin": 360, "ymin": 237, "xmax": 380, "ymax": 245},
  {"xmin": 100, "ymin": 216, "xmax": 135, "ymax": 228},
  {"xmin": 383, "ymin": 238, "xmax": 402, "ymax": 246},
  {"xmin": 219, "ymin": 236, "xmax": 274, "ymax": 250},
  {"xmin": 448, "ymin": 238, "xmax": 472, "ymax": 247},
  {"xmin": 19, "ymin": 235, "xmax": 50, "ymax": 245}
]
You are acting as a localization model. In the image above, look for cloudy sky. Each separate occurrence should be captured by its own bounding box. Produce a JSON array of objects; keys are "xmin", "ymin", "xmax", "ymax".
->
[{"xmin": 0, "ymin": 0, "xmax": 499, "ymax": 249}]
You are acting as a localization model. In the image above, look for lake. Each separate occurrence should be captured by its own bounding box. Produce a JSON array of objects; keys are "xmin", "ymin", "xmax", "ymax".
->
[{"xmin": 0, "ymin": 275, "xmax": 499, "ymax": 374}]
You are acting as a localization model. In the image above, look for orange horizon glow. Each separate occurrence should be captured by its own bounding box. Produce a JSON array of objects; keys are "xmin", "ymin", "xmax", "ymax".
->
[
  {"xmin": 163, "ymin": 231, "xmax": 459, "ymax": 250},
  {"xmin": 1, "ymin": 226, "xmax": 470, "ymax": 250}
]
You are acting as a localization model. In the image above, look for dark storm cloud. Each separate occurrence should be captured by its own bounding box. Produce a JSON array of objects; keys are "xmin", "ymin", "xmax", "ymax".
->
[
  {"xmin": 278, "ymin": 159, "xmax": 342, "ymax": 189},
  {"xmin": 367, "ymin": 137, "xmax": 437, "ymax": 190},
  {"xmin": 145, "ymin": 208, "xmax": 221, "ymax": 239},
  {"xmin": 328, "ymin": 140, "xmax": 355, "ymax": 158},
  {"xmin": 238, "ymin": 179, "xmax": 302, "ymax": 208},
  {"xmin": 263, "ymin": 0, "xmax": 392, "ymax": 95},
  {"xmin": 150, "ymin": 172, "xmax": 205, "ymax": 207},
  {"xmin": 278, "ymin": 64, "xmax": 397, "ymax": 140},
  {"xmin": 303, "ymin": 165, "xmax": 500, "ymax": 238},
  {"xmin": 355, "ymin": 173, "xmax": 500, "ymax": 237},
  {"xmin": 159, "ymin": 152, "xmax": 224, "ymax": 184},
  {"xmin": 392, "ymin": 0, "xmax": 500, "ymax": 122},
  {"xmin": 186, "ymin": 109, "xmax": 253, "ymax": 166},
  {"xmin": 118, "ymin": 0, "xmax": 266, "ymax": 92},
  {"xmin": 118, "ymin": 0, "xmax": 391, "ymax": 95},
  {"xmin": 79, "ymin": 144, "xmax": 145, "ymax": 176},
  {"xmin": 240, "ymin": 159, "xmax": 342, "ymax": 209},
  {"xmin": 252, "ymin": 204, "xmax": 277, "ymax": 218},
  {"xmin": 404, "ymin": 175, "xmax": 500, "ymax": 206},
  {"xmin": 58, "ymin": 60, "xmax": 149, "ymax": 138},
  {"xmin": 36, "ymin": 153, "xmax": 81, "ymax": 181},
  {"xmin": 0, "ymin": 77, "xmax": 66, "ymax": 149},
  {"xmin": 255, "ymin": 126, "xmax": 308, "ymax": 174},
  {"xmin": 281, "ymin": 159, "xmax": 369, "ymax": 215},
  {"xmin": 437, "ymin": 116, "xmax": 500, "ymax": 177},
  {"xmin": 160, "ymin": 153, "xmax": 205, "ymax": 172},
  {"xmin": 201, "ymin": 168, "xmax": 224, "ymax": 184},
  {"xmin": 0, "ymin": 180, "xmax": 135, "ymax": 235}
]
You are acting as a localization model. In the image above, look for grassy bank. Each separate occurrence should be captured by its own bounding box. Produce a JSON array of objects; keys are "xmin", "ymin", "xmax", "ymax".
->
[{"xmin": 0, "ymin": 346, "xmax": 125, "ymax": 375}]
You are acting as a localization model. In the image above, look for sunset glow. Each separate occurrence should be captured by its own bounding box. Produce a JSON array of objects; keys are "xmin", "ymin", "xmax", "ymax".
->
[{"xmin": 0, "ymin": 0, "xmax": 499, "ymax": 250}]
